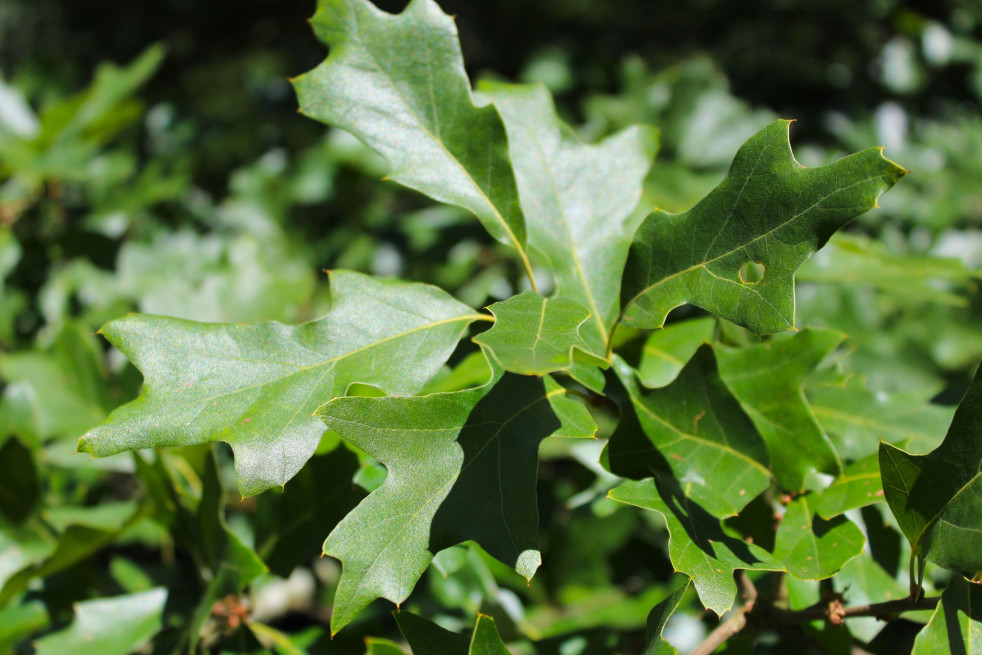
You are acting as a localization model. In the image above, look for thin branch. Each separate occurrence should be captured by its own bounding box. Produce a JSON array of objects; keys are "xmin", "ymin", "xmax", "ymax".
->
[{"xmin": 772, "ymin": 594, "xmax": 940, "ymax": 625}]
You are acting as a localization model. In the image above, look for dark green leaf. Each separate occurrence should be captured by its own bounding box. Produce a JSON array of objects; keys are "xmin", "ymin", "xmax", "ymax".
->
[
  {"xmin": 773, "ymin": 494, "xmax": 864, "ymax": 580},
  {"xmin": 644, "ymin": 579, "xmax": 691, "ymax": 655},
  {"xmin": 603, "ymin": 346, "xmax": 770, "ymax": 517},
  {"xmin": 293, "ymin": 0, "xmax": 535, "ymax": 281},
  {"xmin": 480, "ymin": 81, "xmax": 657, "ymax": 353},
  {"xmin": 717, "ymin": 329, "xmax": 844, "ymax": 491},
  {"xmin": 880, "ymin": 366, "xmax": 982, "ymax": 573},
  {"xmin": 394, "ymin": 612, "xmax": 511, "ymax": 655},
  {"xmin": 0, "ymin": 438, "xmax": 38, "ymax": 522},
  {"xmin": 620, "ymin": 120, "xmax": 906, "ymax": 333},
  {"xmin": 79, "ymin": 271, "xmax": 479, "ymax": 496},
  {"xmin": 33, "ymin": 588, "xmax": 167, "ymax": 655},
  {"xmin": 317, "ymin": 367, "xmax": 595, "ymax": 633}
]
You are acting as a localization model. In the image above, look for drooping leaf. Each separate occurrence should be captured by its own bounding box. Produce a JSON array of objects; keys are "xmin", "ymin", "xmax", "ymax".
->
[
  {"xmin": 33, "ymin": 588, "xmax": 167, "ymax": 655},
  {"xmin": 620, "ymin": 120, "xmax": 906, "ymax": 333},
  {"xmin": 79, "ymin": 271, "xmax": 480, "ymax": 496},
  {"xmin": 609, "ymin": 478, "xmax": 781, "ymax": 616},
  {"xmin": 880, "ymin": 366, "xmax": 982, "ymax": 573},
  {"xmin": 808, "ymin": 380, "xmax": 952, "ymax": 461},
  {"xmin": 473, "ymin": 291, "xmax": 600, "ymax": 375},
  {"xmin": 773, "ymin": 494, "xmax": 864, "ymax": 580},
  {"xmin": 479, "ymin": 81, "xmax": 657, "ymax": 353},
  {"xmin": 816, "ymin": 454, "xmax": 883, "ymax": 518},
  {"xmin": 644, "ymin": 579, "xmax": 691, "ymax": 655},
  {"xmin": 717, "ymin": 329, "xmax": 844, "ymax": 491},
  {"xmin": 394, "ymin": 612, "xmax": 512, "ymax": 655},
  {"xmin": 602, "ymin": 346, "xmax": 771, "ymax": 517},
  {"xmin": 911, "ymin": 575, "xmax": 982, "ymax": 655},
  {"xmin": 293, "ymin": 0, "xmax": 534, "ymax": 281},
  {"xmin": 317, "ymin": 366, "xmax": 595, "ymax": 633},
  {"xmin": 637, "ymin": 317, "xmax": 715, "ymax": 388}
]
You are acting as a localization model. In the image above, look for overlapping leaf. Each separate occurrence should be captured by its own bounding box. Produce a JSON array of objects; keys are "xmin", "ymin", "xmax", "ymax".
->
[
  {"xmin": 773, "ymin": 494, "xmax": 864, "ymax": 580},
  {"xmin": 880, "ymin": 366, "xmax": 982, "ymax": 573},
  {"xmin": 317, "ymin": 364, "xmax": 595, "ymax": 633},
  {"xmin": 293, "ymin": 0, "xmax": 534, "ymax": 280},
  {"xmin": 637, "ymin": 317, "xmax": 715, "ymax": 388},
  {"xmin": 644, "ymin": 579, "xmax": 691, "ymax": 655},
  {"xmin": 911, "ymin": 575, "xmax": 982, "ymax": 654},
  {"xmin": 717, "ymin": 329, "xmax": 844, "ymax": 491},
  {"xmin": 395, "ymin": 612, "xmax": 512, "ymax": 655},
  {"xmin": 609, "ymin": 478, "xmax": 781, "ymax": 615},
  {"xmin": 79, "ymin": 271, "xmax": 479, "ymax": 496},
  {"xmin": 480, "ymin": 82, "xmax": 657, "ymax": 353},
  {"xmin": 816, "ymin": 454, "xmax": 883, "ymax": 518},
  {"xmin": 603, "ymin": 346, "xmax": 771, "ymax": 517},
  {"xmin": 473, "ymin": 291, "xmax": 599, "ymax": 375},
  {"xmin": 620, "ymin": 120, "xmax": 907, "ymax": 333}
]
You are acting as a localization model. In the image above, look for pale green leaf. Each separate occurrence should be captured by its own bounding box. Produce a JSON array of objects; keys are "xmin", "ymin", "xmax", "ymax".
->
[
  {"xmin": 79, "ymin": 271, "xmax": 479, "ymax": 496},
  {"xmin": 912, "ymin": 575, "xmax": 982, "ymax": 655},
  {"xmin": 480, "ymin": 82, "xmax": 657, "ymax": 352},
  {"xmin": 816, "ymin": 454, "xmax": 883, "ymax": 518},
  {"xmin": 880, "ymin": 366, "xmax": 982, "ymax": 573},
  {"xmin": 609, "ymin": 478, "xmax": 781, "ymax": 615},
  {"xmin": 34, "ymin": 588, "xmax": 167, "ymax": 655},
  {"xmin": 620, "ymin": 120, "xmax": 906, "ymax": 333},
  {"xmin": 293, "ymin": 0, "xmax": 534, "ymax": 280},
  {"xmin": 317, "ymin": 366, "xmax": 595, "ymax": 633},
  {"xmin": 603, "ymin": 346, "xmax": 771, "ymax": 517},
  {"xmin": 644, "ymin": 579, "xmax": 691, "ymax": 655},
  {"xmin": 473, "ymin": 291, "xmax": 600, "ymax": 375},
  {"xmin": 774, "ymin": 494, "xmax": 864, "ymax": 580},
  {"xmin": 637, "ymin": 317, "xmax": 715, "ymax": 388},
  {"xmin": 717, "ymin": 329, "xmax": 844, "ymax": 491},
  {"xmin": 366, "ymin": 637, "xmax": 408, "ymax": 655}
]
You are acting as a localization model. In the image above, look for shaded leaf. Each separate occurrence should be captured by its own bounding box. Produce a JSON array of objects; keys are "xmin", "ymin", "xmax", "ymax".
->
[
  {"xmin": 609, "ymin": 478, "xmax": 781, "ymax": 615},
  {"xmin": 395, "ymin": 612, "xmax": 511, "ymax": 655},
  {"xmin": 602, "ymin": 347, "xmax": 770, "ymax": 517},
  {"xmin": 293, "ymin": 0, "xmax": 534, "ymax": 280},
  {"xmin": 480, "ymin": 81, "xmax": 657, "ymax": 352},
  {"xmin": 79, "ymin": 271, "xmax": 479, "ymax": 496},
  {"xmin": 644, "ymin": 579, "xmax": 691, "ymax": 655},
  {"xmin": 816, "ymin": 454, "xmax": 883, "ymax": 519},
  {"xmin": 911, "ymin": 575, "xmax": 982, "ymax": 655},
  {"xmin": 34, "ymin": 588, "xmax": 167, "ymax": 655},
  {"xmin": 773, "ymin": 494, "xmax": 864, "ymax": 580},
  {"xmin": 637, "ymin": 317, "xmax": 715, "ymax": 388},
  {"xmin": 318, "ymin": 366, "xmax": 595, "ymax": 633},
  {"xmin": 717, "ymin": 329, "xmax": 844, "ymax": 491},
  {"xmin": 880, "ymin": 366, "xmax": 982, "ymax": 573},
  {"xmin": 620, "ymin": 120, "xmax": 906, "ymax": 333},
  {"xmin": 473, "ymin": 291, "xmax": 599, "ymax": 375},
  {"xmin": 0, "ymin": 438, "xmax": 38, "ymax": 522}
]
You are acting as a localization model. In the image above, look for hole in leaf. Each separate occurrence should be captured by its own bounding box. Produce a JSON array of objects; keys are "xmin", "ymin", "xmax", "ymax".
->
[{"xmin": 738, "ymin": 261, "xmax": 765, "ymax": 284}]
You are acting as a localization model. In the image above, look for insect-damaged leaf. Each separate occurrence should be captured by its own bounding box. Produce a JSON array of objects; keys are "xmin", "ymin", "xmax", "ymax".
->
[
  {"xmin": 481, "ymin": 82, "xmax": 657, "ymax": 354},
  {"xmin": 620, "ymin": 120, "xmax": 906, "ymax": 334},
  {"xmin": 880, "ymin": 365, "xmax": 982, "ymax": 573},
  {"xmin": 317, "ymin": 363, "xmax": 595, "ymax": 633},
  {"xmin": 79, "ymin": 271, "xmax": 479, "ymax": 496},
  {"xmin": 293, "ymin": 0, "xmax": 534, "ymax": 279}
]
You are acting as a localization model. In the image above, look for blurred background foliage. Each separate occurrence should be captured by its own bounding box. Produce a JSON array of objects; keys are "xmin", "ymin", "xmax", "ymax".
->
[{"xmin": 1, "ymin": 0, "xmax": 982, "ymax": 653}]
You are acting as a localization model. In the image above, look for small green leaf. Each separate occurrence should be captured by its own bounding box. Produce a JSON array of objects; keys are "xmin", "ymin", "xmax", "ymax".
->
[
  {"xmin": 473, "ymin": 291, "xmax": 600, "ymax": 375},
  {"xmin": 480, "ymin": 81, "xmax": 657, "ymax": 353},
  {"xmin": 79, "ymin": 271, "xmax": 479, "ymax": 496},
  {"xmin": 0, "ymin": 600, "xmax": 48, "ymax": 651},
  {"xmin": 816, "ymin": 454, "xmax": 883, "ymax": 518},
  {"xmin": 644, "ymin": 579, "xmax": 691, "ymax": 655},
  {"xmin": 603, "ymin": 346, "xmax": 770, "ymax": 517},
  {"xmin": 609, "ymin": 478, "xmax": 781, "ymax": 615},
  {"xmin": 394, "ymin": 612, "xmax": 511, "ymax": 655},
  {"xmin": 912, "ymin": 575, "xmax": 982, "ymax": 654},
  {"xmin": 293, "ymin": 0, "xmax": 534, "ymax": 282},
  {"xmin": 880, "ymin": 366, "xmax": 982, "ymax": 573},
  {"xmin": 468, "ymin": 615, "xmax": 511, "ymax": 655},
  {"xmin": 773, "ymin": 494, "xmax": 864, "ymax": 580},
  {"xmin": 34, "ymin": 588, "xmax": 167, "ymax": 655},
  {"xmin": 637, "ymin": 317, "xmax": 715, "ymax": 388},
  {"xmin": 317, "ymin": 366, "xmax": 595, "ymax": 633},
  {"xmin": 620, "ymin": 120, "xmax": 906, "ymax": 333},
  {"xmin": 366, "ymin": 637, "xmax": 408, "ymax": 655},
  {"xmin": 717, "ymin": 329, "xmax": 844, "ymax": 491}
]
